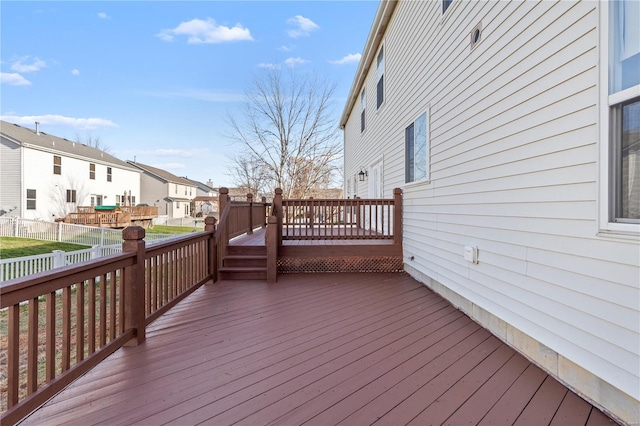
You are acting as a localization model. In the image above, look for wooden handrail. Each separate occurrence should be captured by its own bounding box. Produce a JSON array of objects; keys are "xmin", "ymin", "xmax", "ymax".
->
[{"xmin": 0, "ymin": 225, "xmax": 215, "ymax": 425}]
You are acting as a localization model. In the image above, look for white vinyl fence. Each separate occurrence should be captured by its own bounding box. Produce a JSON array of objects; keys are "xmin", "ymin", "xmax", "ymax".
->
[
  {"xmin": 0, "ymin": 244, "xmax": 122, "ymax": 282},
  {"xmin": 0, "ymin": 217, "xmax": 186, "ymax": 282}
]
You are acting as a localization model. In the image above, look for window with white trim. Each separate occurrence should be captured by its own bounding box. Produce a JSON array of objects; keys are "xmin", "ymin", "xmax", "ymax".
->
[
  {"xmin": 89, "ymin": 163, "xmax": 95, "ymax": 180},
  {"xmin": 376, "ymin": 47, "xmax": 384, "ymax": 109},
  {"xmin": 608, "ymin": 0, "xmax": 639, "ymax": 223},
  {"xmin": 26, "ymin": 189, "xmax": 36, "ymax": 210},
  {"xmin": 106, "ymin": 167, "xmax": 112, "ymax": 182},
  {"xmin": 53, "ymin": 156, "xmax": 61, "ymax": 175},
  {"xmin": 66, "ymin": 189, "xmax": 77, "ymax": 203},
  {"xmin": 405, "ymin": 112, "xmax": 429, "ymax": 183},
  {"xmin": 443, "ymin": 0, "xmax": 453, "ymax": 14}
]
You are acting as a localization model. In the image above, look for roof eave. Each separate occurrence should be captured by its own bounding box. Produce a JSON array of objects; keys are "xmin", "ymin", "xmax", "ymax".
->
[{"xmin": 340, "ymin": 0, "xmax": 398, "ymax": 129}]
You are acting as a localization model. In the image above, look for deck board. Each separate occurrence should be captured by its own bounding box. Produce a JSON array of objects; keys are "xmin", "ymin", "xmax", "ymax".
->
[{"xmin": 20, "ymin": 273, "xmax": 616, "ymax": 426}]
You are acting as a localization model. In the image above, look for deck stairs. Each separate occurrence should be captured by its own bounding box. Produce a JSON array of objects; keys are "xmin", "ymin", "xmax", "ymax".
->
[{"xmin": 220, "ymin": 245, "xmax": 267, "ymax": 280}]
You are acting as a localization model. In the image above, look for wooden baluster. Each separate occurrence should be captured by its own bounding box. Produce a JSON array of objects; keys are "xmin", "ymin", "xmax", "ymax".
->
[
  {"xmin": 88, "ymin": 278, "xmax": 96, "ymax": 355},
  {"xmin": 76, "ymin": 281, "xmax": 85, "ymax": 362},
  {"xmin": 46, "ymin": 291, "xmax": 56, "ymax": 382},
  {"xmin": 62, "ymin": 286, "xmax": 71, "ymax": 372},
  {"xmin": 8, "ymin": 304, "xmax": 20, "ymax": 408},
  {"xmin": 27, "ymin": 297, "xmax": 39, "ymax": 394}
]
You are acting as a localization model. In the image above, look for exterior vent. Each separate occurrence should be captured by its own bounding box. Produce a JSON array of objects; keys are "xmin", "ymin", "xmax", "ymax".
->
[{"xmin": 470, "ymin": 23, "xmax": 482, "ymax": 50}]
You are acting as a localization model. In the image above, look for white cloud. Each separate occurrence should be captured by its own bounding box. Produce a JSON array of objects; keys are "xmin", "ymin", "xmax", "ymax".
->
[
  {"xmin": 0, "ymin": 114, "xmax": 118, "ymax": 130},
  {"xmin": 277, "ymin": 45, "xmax": 293, "ymax": 52},
  {"xmin": 139, "ymin": 88, "xmax": 244, "ymax": 102},
  {"xmin": 157, "ymin": 18, "xmax": 253, "ymax": 44},
  {"xmin": 257, "ymin": 62, "xmax": 281, "ymax": 70},
  {"xmin": 284, "ymin": 57, "xmax": 310, "ymax": 67},
  {"xmin": 10, "ymin": 56, "xmax": 46, "ymax": 73},
  {"xmin": 329, "ymin": 53, "xmax": 361, "ymax": 65},
  {"xmin": 1, "ymin": 72, "xmax": 31, "ymax": 86},
  {"xmin": 286, "ymin": 15, "xmax": 319, "ymax": 38},
  {"xmin": 71, "ymin": 69, "xmax": 80, "ymax": 76},
  {"xmin": 97, "ymin": 12, "xmax": 110, "ymax": 19}
]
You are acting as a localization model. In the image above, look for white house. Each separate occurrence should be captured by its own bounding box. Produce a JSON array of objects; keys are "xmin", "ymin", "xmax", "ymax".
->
[
  {"xmin": 0, "ymin": 121, "xmax": 141, "ymax": 221},
  {"xmin": 127, "ymin": 161, "xmax": 197, "ymax": 219},
  {"xmin": 182, "ymin": 177, "xmax": 219, "ymax": 217},
  {"xmin": 341, "ymin": 1, "xmax": 639, "ymax": 423}
]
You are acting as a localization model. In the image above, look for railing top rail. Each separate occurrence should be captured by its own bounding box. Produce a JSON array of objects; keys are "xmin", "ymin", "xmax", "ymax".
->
[
  {"xmin": 282, "ymin": 198, "xmax": 394, "ymax": 203},
  {"xmin": 145, "ymin": 230, "xmax": 213, "ymax": 257}
]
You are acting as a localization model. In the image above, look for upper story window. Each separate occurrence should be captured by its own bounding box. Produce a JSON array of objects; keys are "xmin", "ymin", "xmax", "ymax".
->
[
  {"xmin": 360, "ymin": 89, "xmax": 366, "ymax": 132},
  {"xmin": 608, "ymin": 0, "xmax": 639, "ymax": 224},
  {"xmin": 89, "ymin": 163, "xmax": 96, "ymax": 179},
  {"xmin": 66, "ymin": 189, "xmax": 77, "ymax": 203},
  {"xmin": 405, "ymin": 112, "xmax": 429, "ymax": 183},
  {"xmin": 107, "ymin": 167, "xmax": 112, "ymax": 182},
  {"xmin": 53, "ymin": 156, "xmax": 61, "ymax": 175},
  {"xmin": 26, "ymin": 189, "xmax": 36, "ymax": 210},
  {"xmin": 376, "ymin": 46, "xmax": 385, "ymax": 109},
  {"xmin": 443, "ymin": 0, "xmax": 453, "ymax": 14}
]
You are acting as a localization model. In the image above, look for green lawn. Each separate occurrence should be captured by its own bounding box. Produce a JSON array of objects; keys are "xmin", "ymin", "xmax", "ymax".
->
[
  {"xmin": 147, "ymin": 224, "xmax": 204, "ymax": 234},
  {"xmin": 0, "ymin": 237, "xmax": 87, "ymax": 259}
]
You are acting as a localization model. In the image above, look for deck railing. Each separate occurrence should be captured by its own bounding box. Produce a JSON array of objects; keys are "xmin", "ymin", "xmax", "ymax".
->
[
  {"xmin": 0, "ymin": 220, "xmax": 217, "ymax": 425},
  {"xmin": 273, "ymin": 188, "xmax": 402, "ymax": 244}
]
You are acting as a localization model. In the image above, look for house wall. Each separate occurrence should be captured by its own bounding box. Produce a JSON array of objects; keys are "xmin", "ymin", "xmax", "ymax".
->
[
  {"xmin": 139, "ymin": 173, "xmax": 171, "ymax": 216},
  {"xmin": 343, "ymin": 1, "xmax": 639, "ymax": 423},
  {"xmin": 0, "ymin": 137, "xmax": 22, "ymax": 217},
  {"xmin": 21, "ymin": 147, "xmax": 140, "ymax": 220}
]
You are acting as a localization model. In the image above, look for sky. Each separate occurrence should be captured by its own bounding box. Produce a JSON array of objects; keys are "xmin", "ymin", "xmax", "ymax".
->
[{"xmin": 1, "ymin": 1, "xmax": 379, "ymax": 188}]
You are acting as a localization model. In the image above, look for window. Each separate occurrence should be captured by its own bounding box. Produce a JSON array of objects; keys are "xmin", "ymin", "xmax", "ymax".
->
[
  {"xmin": 360, "ymin": 89, "xmax": 366, "ymax": 132},
  {"xmin": 26, "ymin": 189, "xmax": 36, "ymax": 210},
  {"xmin": 607, "ymin": 1, "xmax": 640, "ymax": 224},
  {"xmin": 376, "ymin": 47, "xmax": 385, "ymax": 109},
  {"xmin": 175, "ymin": 184, "xmax": 178, "ymax": 194},
  {"xmin": 405, "ymin": 112, "xmax": 429, "ymax": 183},
  {"xmin": 116, "ymin": 195, "xmax": 122, "ymax": 205},
  {"xmin": 106, "ymin": 167, "xmax": 112, "ymax": 182},
  {"xmin": 66, "ymin": 189, "xmax": 77, "ymax": 203},
  {"xmin": 131, "ymin": 196, "xmax": 136, "ymax": 205},
  {"xmin": 89, "ymin": 163, "xmax": 95, "ymax": 179},
  {"xmin": 53, "ymin": 156, "xmax": 61, "ymax": 175},
  {"xmin": 443, "ymin": 0, "xmax": 453, "ymax": 14}
]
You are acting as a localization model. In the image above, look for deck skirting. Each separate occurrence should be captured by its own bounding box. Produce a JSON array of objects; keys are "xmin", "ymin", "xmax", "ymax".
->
[
  {"xmin": 278, "ymin": 244, "xmax": 403, "ymax": 273},
  {"xmin": 404, "ymin": 263, "xmax": 637, "ymax": 426}
]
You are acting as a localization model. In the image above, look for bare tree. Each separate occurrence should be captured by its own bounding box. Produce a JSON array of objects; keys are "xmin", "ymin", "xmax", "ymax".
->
[
  {"xmin": 49, "ymin": 175, "xmax": 91, "ymax": 219},
  {"xmin": 226, "ymin": 69, "xmax": 342, "ymax": 199},
  {"xmin": 75, "ymin": 132, "xmax": 111, "ymax": 153},
  {"xmin": 226, "ymin": 151, "xmax": 270, "ymax": 197}
]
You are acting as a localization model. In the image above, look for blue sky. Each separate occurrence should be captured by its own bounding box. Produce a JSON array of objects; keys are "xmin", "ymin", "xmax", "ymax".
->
[{"xmin": 1, "ymin": 1, "xmax": 379, "ymax": 187}]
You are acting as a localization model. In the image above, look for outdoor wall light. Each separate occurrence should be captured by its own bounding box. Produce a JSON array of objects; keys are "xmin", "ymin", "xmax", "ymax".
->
[{"xmin": 358, "ymin": 168, "xmax": 368, "ymax": 181}]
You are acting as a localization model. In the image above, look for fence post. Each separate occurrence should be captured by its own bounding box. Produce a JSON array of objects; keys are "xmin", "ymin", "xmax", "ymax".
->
[
  {"xmin": 52, "ymin": 250, "xmax": 65, "ymax": 268},
  {"xmin": 266, "ymin": 216, "xmax": 278, "ymax": 284},
  {"xmin": 247, "ymin": 193, "xmax": 253, "ymax": 235},
  {"xmin": 100, "ymin": 228, "xmax": 105, "ymax": 247},
  {"xmin": 393, "ymin": 188, "xmax": 403, "ymax": 246},
  {"xmin": 261, "ymin": 196, "xmax": 268, "ymax": 228},
  {"xmin": 12, "ymin": 217, "xmax": 18, "ymax": 237},
  {"xmin": 122, "ymin": 226, "xmax": 146, "ymax": 345},
  {"xmin": 218, "ymin": 187, "xmax": 229, "ymax": 213},
  {"xmin": 91, "ymin": 245, "xmax": 100, "ymax": 260},
  {"xmin": 57, "ymin": 221, "xmax": 63, "ymax": 242},
  {"xmin": 205, "ymin": 216, "xmax": 217, "ymax": 282},
  {"xmin": 273, "ymin": 188, "xmax": 283, "ymax": 247}
]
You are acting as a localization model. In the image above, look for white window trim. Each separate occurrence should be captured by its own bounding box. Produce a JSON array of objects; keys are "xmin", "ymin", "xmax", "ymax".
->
[
  {"xmin": 404, "ymin": 108, "xmax": 431, "ymax": 186},
  {"xmin": 597, "ymin": 2, "xmax": 640, "ymax": 237}
]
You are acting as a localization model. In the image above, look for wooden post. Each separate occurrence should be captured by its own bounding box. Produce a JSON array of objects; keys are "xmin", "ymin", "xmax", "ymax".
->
[
  {"xmin": 205, "ymin": 216, "xmax": 217, "ymax": 282},
  {"xmin": 393, "ymin": 188, "xmax": 403, "ymax": 246},
  {"xmin": 273, "ymin": 188, "xmax": 283, "ymax": 247},
  {"xmin": 355, "ymin": 196, "xmax": 362, "ymax": 230},
  {"xmin": 266, "ymin": 216, "xmax": 278, "ymax": 284},
  {"xmin": 218, "ymin": 187, "xmax": 229, "ymax": 214},
  {"xmin": 247, "ymin": 193, "xmax": 253, "ymax": 235},
  {"xmin": 308, "ymin": 197, "xmax": 314, "ymax": 229},
  {"xmin": 261, "ymin": 196, "xmax": 268, "ymax": 228},
  {"xmin": 122, "ymin": 226, "xmax": 146, "ymax": 345}
]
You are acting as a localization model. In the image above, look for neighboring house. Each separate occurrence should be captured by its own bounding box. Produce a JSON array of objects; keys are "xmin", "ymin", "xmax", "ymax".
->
[
  {"xmin": 341, "ymin": 1, "xmax": 639, "ymax": 424},
  {"xmin": 127, "ymin": 161, "xmax": 197, "ymax": 219},
  {"xmin": 0, "ymin": 121, "xmax": 141, "ymax": 221},
  {"xmin": 182, "ymin": 177, "xmax": 219, "ymax": 217}
]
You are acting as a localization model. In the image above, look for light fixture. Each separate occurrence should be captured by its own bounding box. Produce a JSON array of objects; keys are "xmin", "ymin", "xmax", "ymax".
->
[{"xmin": 358, "ymin": 168, "xmax": 368, "ymax": 182}]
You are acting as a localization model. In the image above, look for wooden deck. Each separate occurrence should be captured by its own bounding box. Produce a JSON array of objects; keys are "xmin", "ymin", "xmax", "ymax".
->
[
  {"xmin": 231, "ymin": 227, "xmax": 395, "ymax": 246},
  {"xmin": 19, "ymin": 272, "xmax": 615, "ymax": 425}
]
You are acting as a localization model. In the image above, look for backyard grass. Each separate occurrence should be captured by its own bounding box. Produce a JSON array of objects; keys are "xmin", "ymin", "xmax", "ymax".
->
[
  {"xmin": 147, "ymin": 224, "xmax": 204, "ymax": 234},
  {"xmin": 0, "ymin": 237, "xmax": 86, "ymax": 260}
]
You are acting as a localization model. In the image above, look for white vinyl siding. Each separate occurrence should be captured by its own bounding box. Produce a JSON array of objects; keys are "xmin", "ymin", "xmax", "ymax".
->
[{"xmin": 342, "ymin": 0, "xmax": 639, "ymax": 418}]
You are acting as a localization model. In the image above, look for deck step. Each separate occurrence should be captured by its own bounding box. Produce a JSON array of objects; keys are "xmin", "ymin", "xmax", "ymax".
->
[
  {"xmin": 227, "ymin": 245, "xmax": 266, "ymax": 256},
  {"xmin": 223, "ymin": 255, "xmax": 267, "ymax": 268},
  {"xmin": 219, "ymin": 266, "xmax": 267, "ymax": 280}
]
